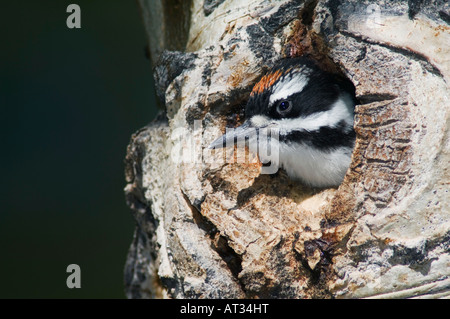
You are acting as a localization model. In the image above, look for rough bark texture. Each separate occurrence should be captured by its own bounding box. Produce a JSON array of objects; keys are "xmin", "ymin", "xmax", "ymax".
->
[{"xmin": 124, "ymin": 0, "xmax": 450, "ymax": 298}]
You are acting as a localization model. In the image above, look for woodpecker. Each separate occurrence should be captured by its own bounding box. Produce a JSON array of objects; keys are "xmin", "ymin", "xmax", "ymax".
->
[{"xmin": 209, "ymin": 57, "xmax": 358, "ymax": 188}]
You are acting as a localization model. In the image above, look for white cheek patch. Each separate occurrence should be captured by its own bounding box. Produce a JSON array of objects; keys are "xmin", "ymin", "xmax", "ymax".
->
[
  {"xmin": 273, "ymin": 94, "xmax": 355, "ymax": 133},
  {"xmin": 269, "ymin": 73, "xmax": 310, "ymax": 106}
]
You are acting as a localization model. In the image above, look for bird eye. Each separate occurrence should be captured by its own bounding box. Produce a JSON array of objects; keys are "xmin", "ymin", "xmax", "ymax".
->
[{"xmin": 276, "ymin": 100, "xmax": 292, "ymax": 114}]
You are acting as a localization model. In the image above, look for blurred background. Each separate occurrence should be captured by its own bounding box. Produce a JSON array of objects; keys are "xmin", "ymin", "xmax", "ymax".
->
[{"xmin": 0, "ymin": 1, "xmax": 158, "ymax": 298}]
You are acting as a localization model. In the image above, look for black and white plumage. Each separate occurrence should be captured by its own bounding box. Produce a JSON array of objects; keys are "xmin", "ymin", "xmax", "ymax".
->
[{"xmin": 209, "ymin": 57, "xmax": 358, "ymax": 188}]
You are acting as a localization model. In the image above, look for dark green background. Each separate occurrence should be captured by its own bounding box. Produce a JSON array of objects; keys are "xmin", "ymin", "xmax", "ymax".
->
[{"xmin": 0, "ymin": 1, "xmax": 158, "ymax": 298}]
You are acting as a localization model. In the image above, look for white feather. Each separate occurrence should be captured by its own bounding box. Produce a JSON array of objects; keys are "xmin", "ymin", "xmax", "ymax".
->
[
  {"xmin": 276, "ymin": 94, "xmax": 354, "ymax": 133},
  {"xmin": 269, "ymin": 73, "xmax": 309, "ymax": 106},
  {"xmin": 244, "ymin": 126, "xmax": 353, "ymax": 187},
  {"xmin": 249, "ymin": 95, "xmax": 354, "ymax": 132},
  {"xmin": 278, "ymin": 142, "xmax": 353, "ymax": 187},
  {"xmin": 250, "ymin": 115, "xmax": 270, "ymax": 127}
]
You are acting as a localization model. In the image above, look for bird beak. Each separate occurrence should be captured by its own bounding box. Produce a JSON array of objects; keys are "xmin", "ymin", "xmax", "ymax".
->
[{"xmin": 208, "ymin": 121, "xmax": 257, "ymax": 149}]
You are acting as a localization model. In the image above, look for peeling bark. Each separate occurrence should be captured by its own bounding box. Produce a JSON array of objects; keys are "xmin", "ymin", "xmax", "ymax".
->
[{"xmin": 125, "ymin": 0, "xmax": 450, "ymax": 298}]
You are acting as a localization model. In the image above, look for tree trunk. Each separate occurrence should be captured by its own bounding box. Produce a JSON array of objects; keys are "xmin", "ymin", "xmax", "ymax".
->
[{"xmin": 124, "ymin": 0, "xmax": 450, "ymax": 298}]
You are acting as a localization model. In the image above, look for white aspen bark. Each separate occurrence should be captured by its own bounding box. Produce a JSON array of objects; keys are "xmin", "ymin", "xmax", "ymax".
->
[{"xmin": 124, "ymin": 0, "xmax": 450, "ymax": 298}]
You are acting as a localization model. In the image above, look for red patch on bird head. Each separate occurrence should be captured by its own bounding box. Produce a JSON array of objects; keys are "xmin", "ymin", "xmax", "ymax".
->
[{"xmin": 250, "ymin": 69, "xmax": 284, "ymax": 96}]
